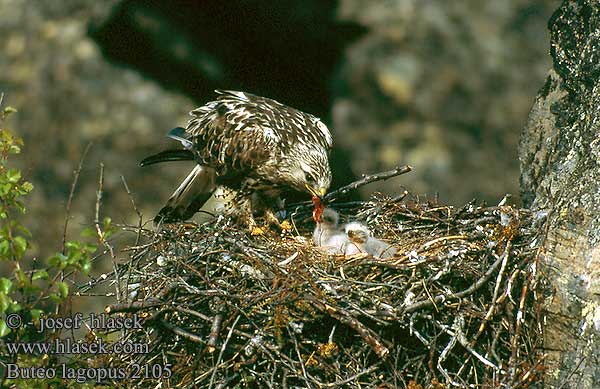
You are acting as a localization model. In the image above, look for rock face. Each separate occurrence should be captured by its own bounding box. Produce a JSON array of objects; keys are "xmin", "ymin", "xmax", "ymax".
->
[
  {"xmin": 519, "ymin": 1, "xmax": 600, "ymax": 387},
  {"xmin": 1, "ymin": 0, "xmax": 561, "ymax": 258},
  {"xmin": 0, "ymin": 0, "xmax": 192, "ymax": 255},
  {"xmin": 334, "ymin": 0, "xmax": 558, "ymax": 205},
  {"xmin": 88, "ymin": 0, "xmax": 364, "ymax": 121},
  {"xmin": 88, "ymin": 0, "xmax": 365, "ymax": 192},
  {"xmin": 0, "ymin": 0, "xmax": 364, "ymax": 256}
]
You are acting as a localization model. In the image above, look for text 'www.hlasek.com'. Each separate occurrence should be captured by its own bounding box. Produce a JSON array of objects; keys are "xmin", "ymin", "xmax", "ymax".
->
[{"xmin": 3, "ymin": 312, "xmax": 172, "ymax": 383}]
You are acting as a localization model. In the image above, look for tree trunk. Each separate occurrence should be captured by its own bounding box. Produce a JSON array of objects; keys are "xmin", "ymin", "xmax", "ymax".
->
[{"xmin": 519, "ymin": 1, "xmax": 600, "ymax": 387}]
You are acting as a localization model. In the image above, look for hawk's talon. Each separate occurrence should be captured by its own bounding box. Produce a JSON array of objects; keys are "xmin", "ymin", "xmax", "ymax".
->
[{"xmin": 264, "ymin": 209, "xmax": 282, "ymax": 229}]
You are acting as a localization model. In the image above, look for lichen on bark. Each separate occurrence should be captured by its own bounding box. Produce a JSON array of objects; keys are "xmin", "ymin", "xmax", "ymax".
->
[{"xmin": 519, "ymin": 1, "xmax": 600, "ymax": 387}]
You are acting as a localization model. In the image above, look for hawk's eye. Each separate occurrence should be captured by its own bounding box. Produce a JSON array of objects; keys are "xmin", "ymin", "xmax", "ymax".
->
[{"xmin": 305, "ymin": 172, "xmax": 316, "ymax": 184}]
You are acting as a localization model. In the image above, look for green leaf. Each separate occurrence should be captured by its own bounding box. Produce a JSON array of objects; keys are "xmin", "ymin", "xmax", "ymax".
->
[
  {"xmin": 21, "ymin": 181, "xmax": 33, "ymax": 193},
  {"xmin": 13, "ymin": 200, "xmax": 26, "ymax": 214},
  {"xmin": 0, "ymin": 277, "xmax": 12, "ymax": 294},
  {"xmin": 57, "ymin": 281, "xmax": 69, "ymax": 298},
  {"xmin": 32, "ymin": 269, "xmax": 49, "ymax": 281},
  {"xmin": 0, "ymin": 183, "xmax": 10, "ymax": 196},
  {"xmin": 0, "ymin": 240, "xmax": 9, "ymax": 258},
  {"xmin": 30, "ymin": 309, "xmax": 43, "ymax": 323},
  {"xmin": 22, "ymin": 284, "xmax": 41, "ymax": 295},
  {"xmin": 49, "ymin": 293, "xmax": 61, "ymax": 303},
  {"xmin": 6, "ymin": 169, "xmax": 21, "ymax": 183},
  {"xmin": 16, "ymin": 224, "xmax": 31, "ymax": 237},
  {"xmin": 48, "ymin": 253, "xmax": 68, "ymax": 269},
  {"xmin": 81, "ymin": 227, "xmax": 96, "ymax": 238},
  {"xmin": 84, "ymin": 244, "xmax": 97, "ymax": 254},
  {"xmin": 9, "ymin": 301, "xmax": 21, "ymax": 312},
  {"xmin": 103, "ymin": 217, "xmax": 114, "ymax": 237},
  {"xmin": 0, "ymin": 292, "xmax": 11, "ymax": 313},
  {"xmin": 0, "ymin": 319, "xmax": 10, "ymax": 337},
  {"xmin": 14, "ymin": 268, "xmax": 29, "ymax": 288},
  {"xmin": 81, "ymin": 260, "xmax": 92, "ymax": 275},
  {"xmin": 12, "ymin": 236, "xmax": 27, "ymax": 256},
  {"xmin": 2, "ymin": 106, "xmax": 18, "ymax": 117},
  {"xmin": 67, "ymin": 250, "xmax": 82, "ymax": 264}
]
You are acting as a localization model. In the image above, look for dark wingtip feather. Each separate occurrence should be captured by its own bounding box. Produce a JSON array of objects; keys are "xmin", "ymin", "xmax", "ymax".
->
[
  {"xmin": 167, "ymin": 127, "xmax": 193, "ymax": 149},
  {"xmin": 168, "ymin": 127, "xmax": 187, "ymax": 138},
  {"xmin": 153, "ymin": 192, "xmax": 212, "ymax": 223},
  {"xmin": 139, "ymin": 149, "xmax": 195, "ymax": 167}
]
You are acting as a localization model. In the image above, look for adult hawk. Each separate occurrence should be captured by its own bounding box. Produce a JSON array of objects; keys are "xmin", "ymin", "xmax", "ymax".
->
[{"xmin": 141, "ymin": 90, "xmax": 333, "ymax": 227}]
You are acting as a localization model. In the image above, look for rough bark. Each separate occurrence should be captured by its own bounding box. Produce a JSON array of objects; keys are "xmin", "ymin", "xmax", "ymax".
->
[{"xmin": 519, "ymin": 1, "xmax": 600, "ymax": 387}]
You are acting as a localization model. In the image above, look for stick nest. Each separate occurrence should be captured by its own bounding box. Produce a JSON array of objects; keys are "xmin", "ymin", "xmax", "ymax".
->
[{"xmin": 99, "ymin": 194, "xmax": 544, "ymax": 388}]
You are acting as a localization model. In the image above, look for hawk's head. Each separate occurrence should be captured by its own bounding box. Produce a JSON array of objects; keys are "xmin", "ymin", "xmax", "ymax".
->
[{"xmin": 283, "ymin": 144, "xmax": 331, "ymax": 199}]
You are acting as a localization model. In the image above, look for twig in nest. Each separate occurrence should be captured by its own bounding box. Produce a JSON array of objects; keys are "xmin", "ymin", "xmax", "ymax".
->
[
  {"xmin": 289, "ymin": 327, "xmax": 315, "ymax": 389},
  {"xmin": 389, "ymin": 190, "xmax": 409, "ymax": 203},
  {"xmin": 120, "ymin": 175, "xmax": 144, "ymax": 305},
  {"xmin": 471, "ymin": 242, "xmax": 511, "ymax": 346},
  {"xmin": 402, "ymin": 250, "xmax": 504, "ymax": 314},
  {"xmin": 207, "ymin": 313, "xmax": 224, "ymax": 353},
  {"xmin": 430, "ymin": 315, "xmax": 499, "ymax": 370},
  {"xmin": 310, "ymin": 299, "xmax": 389, "ymax": 359},
  {"xmin": 321, "ymin": 363, "xmax": 382, "ymax": 388},
  {"xmin": 94, "ymin": 163, "xmax": 121, "ymax": 303},
  {"xmin": 160, "ymin": 320, "xmax": 205, "ymax": 344},
  {"xmin": 104, "ymin": 298, "xmax": 164, "ymax": 314},
  {"xmin": 510, "ymin": 261, "xmax": 530, "ymax": 381},
  {"xmin": 62, "ymin": 142, "xmax": 92, "ymax": 254},
  {"xmin": 120, "ymin": 175, "xmax": 143, "ymax": 245},
  {"xmin": 324, "ymin": 165, "xmax": 412, "ymax": 202},
  {"xmin": 208, "ymin": 315, "xmax": 240, "ymax": 389}
]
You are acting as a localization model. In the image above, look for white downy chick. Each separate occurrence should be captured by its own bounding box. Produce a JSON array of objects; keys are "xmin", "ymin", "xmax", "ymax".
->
[
  {"xmin": 313, "ymin": 208, "xmax": 349, "ymax": 254},
  {"xmin": 366, "ymin": 236, "xmax": 397, "ymax": 259},
  {"xmin": 343, "ymin": 222, "xmax": 369, "ymax": 255},
  {"xmin": 344, "ymin": 222, "xmax": 396, "ymax": 259}
]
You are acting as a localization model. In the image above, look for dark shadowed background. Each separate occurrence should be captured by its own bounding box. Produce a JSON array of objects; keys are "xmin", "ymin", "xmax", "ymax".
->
[{"xmin": 0, "ymin": 0, "xmax": 558, "ymax": 259}]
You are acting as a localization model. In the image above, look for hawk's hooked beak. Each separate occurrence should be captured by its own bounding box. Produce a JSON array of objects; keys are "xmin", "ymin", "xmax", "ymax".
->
[{"xmin": 306, "ymin": 184, "xmax": 327, "ymax": 199}]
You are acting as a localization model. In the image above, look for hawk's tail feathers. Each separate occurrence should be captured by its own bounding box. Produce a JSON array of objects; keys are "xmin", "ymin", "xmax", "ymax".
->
[
  {"xmin": 139, "ymin": 149, "xmax": 194, "ymax": 167},
  {"xmin": 154, "ymin": 165, "xmax": 216, "ymax": 223}
]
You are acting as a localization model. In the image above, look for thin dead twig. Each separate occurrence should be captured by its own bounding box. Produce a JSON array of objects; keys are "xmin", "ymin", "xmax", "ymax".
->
[
  {"xmin": 310, "ymin": 298, "xmax": 390, "ymax": 359},
  {"xmin": 62, "ymin": 142, "xmax": 92, "ymax": 254},
  {"xmin": 160, "ymin": 320, "xmax": 205, "ymax": 344},
  {"xmin": 402, "ymin": 250, "xmax": 504, "ymax": 314},
  {"xmin": 208, "ymin": 315, "xmax": 240, "ymax": 389},
  {"xmin": 94, "ymin": 163, "xmax": 121, "ymax": 303},
  {"xmin": 324, "ymin": 165, "xmax": 412, "ymax": 202}
]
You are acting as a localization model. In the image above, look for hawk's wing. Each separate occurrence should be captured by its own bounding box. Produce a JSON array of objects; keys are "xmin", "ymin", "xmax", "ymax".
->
[
  {"xmin": 184, "ymin": 90, "xmax": 332, "ymax": 177},
  {"xmin": 143, "ymin": 90, "xmax": 333, "ymax": 223},
  {"xmin": 213, "ymin": 90, "xmax": 332, "ymax": 152}
]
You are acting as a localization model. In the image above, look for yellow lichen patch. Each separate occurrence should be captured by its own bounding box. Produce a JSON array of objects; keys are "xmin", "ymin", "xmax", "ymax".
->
[
  {"xmin": 318, "ymin": 342, "xmax": 339, "ymax": 358},
  {"xmin": 581, "ymin": 300, "xmax": 600, "ymax": 333},
  {"xmin": 407, "ymin": 380, "xmax": 423, "ymax": 389},
  {"xmin": 280, "ymin": 219, "xmax": 292, "ymax": 232},
  {"xmin": 251, "ymin": 226, "xmax": 265, "ymax": 236}
]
